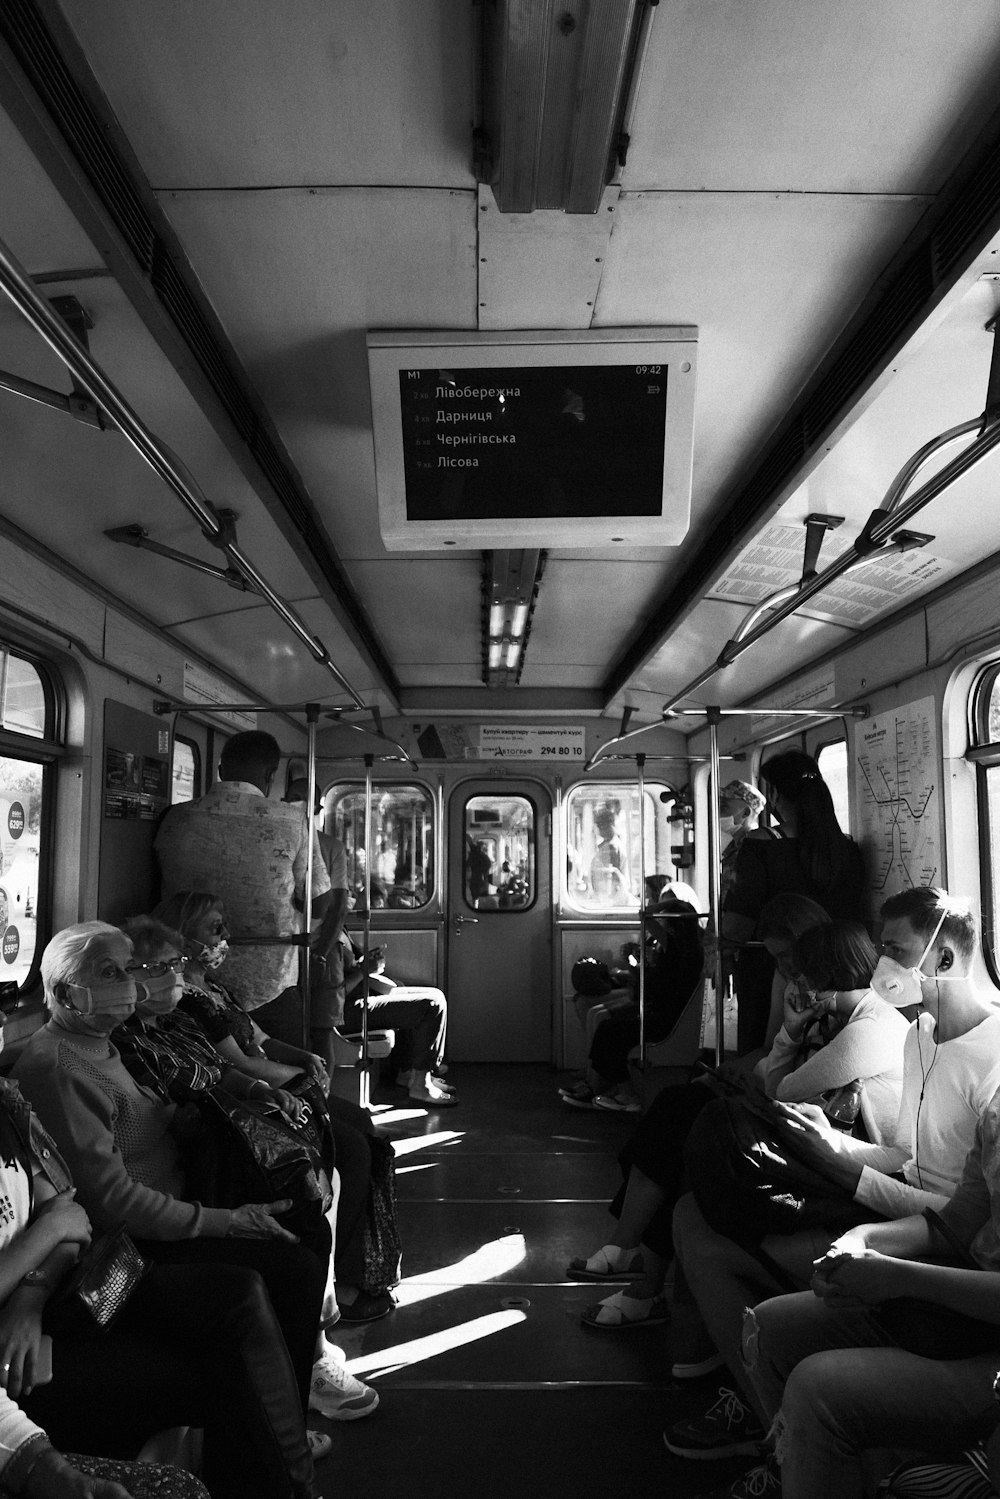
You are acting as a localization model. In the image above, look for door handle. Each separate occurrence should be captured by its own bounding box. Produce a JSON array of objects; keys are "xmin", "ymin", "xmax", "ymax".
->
[{"xmin": 453, "ymin": 913, "xmax": 480, "ymax": 935}]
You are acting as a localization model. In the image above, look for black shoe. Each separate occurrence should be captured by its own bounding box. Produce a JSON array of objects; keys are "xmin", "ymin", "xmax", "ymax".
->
[{"xmin": 336, "ymin": 1290, "xmax": 395, "ymax": 1323}]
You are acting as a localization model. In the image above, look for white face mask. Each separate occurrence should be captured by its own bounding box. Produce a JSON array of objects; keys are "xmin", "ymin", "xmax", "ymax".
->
[
  {"xmin": 871, "ymin": 912, "xmax": 956, "ymax": 1008},
  {"xmin": 64, "ymin": 976, "xmax": 137, "ymax": 1018},
  {"xmin": 134, "ymin": 970, "xmax": 183, "ymax": 1014},
  {"xmin": 718, "ymin": 814, "xmax": 737, "ymax": 836}
]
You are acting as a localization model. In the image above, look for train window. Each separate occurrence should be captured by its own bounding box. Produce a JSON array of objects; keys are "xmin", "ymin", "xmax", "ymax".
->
[
  {"xmin": 0, "ymin": 652, "xmax": 47, "ymax": 738},
  {"xmin": 973, "ymin": 666, "xmax": 1000, "ymax": 977},
  {"xmin": 816, "ymin": 739, "xmax": 850, "ymax": 830},
  {"xmin": 0, "ymin": 644, "xmax": 59, "ymax": 991},
  {"xmin": 171, "ymin": 737, "xmax": 200, "ymax": 804},
  {"xmin": 464, "ymin": 796, "xmax": 535, "ymax": 911},
  {"xmin": 328, "ymin": 783, "xmax": 434, "ymax": 908},
  {"xmin": 564, "ymin": 782, "xmax": 674, "ymax": 912}
]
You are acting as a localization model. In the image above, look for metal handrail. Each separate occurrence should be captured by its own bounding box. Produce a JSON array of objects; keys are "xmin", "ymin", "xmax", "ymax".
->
[{"xmin": 0, "ymin": 231, "xmax": 364, "ymax": 708}]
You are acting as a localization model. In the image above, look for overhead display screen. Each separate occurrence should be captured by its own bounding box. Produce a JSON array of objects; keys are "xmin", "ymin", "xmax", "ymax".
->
[
  {"xmin": 401, "ymin": 363, "xmax": 667, "ymax": 521},
  {"xmin": 368, "ymin": 329, "xmax": 697, "ymax": 550}
]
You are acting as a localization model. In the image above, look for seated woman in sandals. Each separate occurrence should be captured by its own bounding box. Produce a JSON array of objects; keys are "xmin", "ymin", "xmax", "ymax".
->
[{"xmin": 569, "ymin": 911, "xmax": 908, "ymax": 1331}]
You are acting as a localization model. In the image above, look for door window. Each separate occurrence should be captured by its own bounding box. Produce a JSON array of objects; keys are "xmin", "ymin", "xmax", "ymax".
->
[
  {"xmin": 328, "ymin": 783, "xmax": 434, "ymax": 908},
  {"xmin": 464, "ymin": 795, "xmax": 535, "ymax": 911}
]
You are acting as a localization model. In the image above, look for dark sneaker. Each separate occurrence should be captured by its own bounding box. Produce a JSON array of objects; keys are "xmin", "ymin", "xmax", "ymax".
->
[
  {"xmin": 690, "ymin": 1455, "xmax": 780, "ymax": 1497},
  {"xmin": 663, "ymin": 1386, "xmax": 765, "ymax": 1460}
]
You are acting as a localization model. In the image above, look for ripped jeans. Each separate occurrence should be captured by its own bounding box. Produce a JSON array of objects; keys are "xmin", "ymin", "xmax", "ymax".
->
[{"xmin": 741, "ymin": 1291, "xmax": 1000, "ymax": 1499}]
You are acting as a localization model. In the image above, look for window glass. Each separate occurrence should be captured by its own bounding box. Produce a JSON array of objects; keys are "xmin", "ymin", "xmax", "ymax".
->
[
  {"xmin": 564, "ymin": 782, "xmax": 675, "ymax": 911},
  {"xmin": 816, "ymin": 740, "xmax": 850, "ymax": 831},
  {"xmin": 328, "ymin": 783, "xmax": 434, "ymax": 909},
  {"xmin": 171, "ymin": 739, "xmax": 199, "ymax": 804},
  {"xmin": 0, "ymin": 652, "xmax": 45, "ymax": 739},
  {"xmin": 464, "ymin": 795, "xmax": 535, "ymax": 910},
  {"xmin": 974, "ymin": 668, "xmax": 1000, "ymax": 977},
  {"xmin": 0, "ymin": 757, "xmax": 43, "ymax": 986},
  {"xmin": 0, "ymin": 645, "xmax": 56, "ymax": 991}
]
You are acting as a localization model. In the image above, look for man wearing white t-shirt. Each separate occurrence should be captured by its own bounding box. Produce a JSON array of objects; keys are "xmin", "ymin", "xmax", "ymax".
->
[{"xmin": 663, "ymin": 888, "xmax": 1000, "ymax": 1473}]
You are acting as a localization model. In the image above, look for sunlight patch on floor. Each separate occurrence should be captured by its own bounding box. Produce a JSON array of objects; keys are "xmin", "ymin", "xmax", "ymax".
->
[
  {"xmin": 394, "ymin": 1232, "xmax": 527, "ymax": 1306},
  {"xmin": 347, "ymin": 1308, "xmax": 527, "ymax": 1379},
  {"xmin": 390, "ymin": 1129, "xmax": 465, "ymax": 1157}
]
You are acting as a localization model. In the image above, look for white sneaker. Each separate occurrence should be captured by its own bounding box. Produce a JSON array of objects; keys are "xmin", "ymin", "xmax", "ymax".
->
[{"xmin": 309, "ymin": 1350, "xmax": 379, "ymax": 1421}]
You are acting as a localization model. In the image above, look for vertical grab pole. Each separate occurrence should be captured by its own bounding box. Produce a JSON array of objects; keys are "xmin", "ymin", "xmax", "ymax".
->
[
  {"xmin": 302, "ymin": 704, "xmax": 319, "ymax": 1052},
  {"xmin": 360, "ymin": 753, "xmax": 374, "ymax": 1108},
  {"xmin": 636, "ymin": 753, "xmax": 647, "ymax": 1067},
  {"xmin": 707, "ymin": 709, "xmax": 725, "ymax": 1066}
]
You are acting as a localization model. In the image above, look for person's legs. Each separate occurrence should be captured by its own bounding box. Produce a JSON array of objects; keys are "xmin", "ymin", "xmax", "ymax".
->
[
  {"xmin": 136, "ymin": 1231, "xmax": 328, "ymax": 1415},
  {"xmin": 588, "ymin": 1008, "xmax": 640, "ymax": 1087},
  {"xmin": 741, "ymin": 1289, "xmax": 887, "ymax": 1428},
  {"xmin": 327, "ymin": 1113, "xmax": 372, "ymax": 1291},
  {"xmin": 38, "ymin": 1262, "xmax": 314, "ymax": 1499},
  {"xmin": 777, "ymin": 1346, "xmax": 1000, "ymax": 1499},
  {"xmin": 343, "ymin": 986, "xmax": 448, "ymax": 1077},
  {"xmin": 672, "ymin": 1192, "xmax": 786, "ymax": 1416}
]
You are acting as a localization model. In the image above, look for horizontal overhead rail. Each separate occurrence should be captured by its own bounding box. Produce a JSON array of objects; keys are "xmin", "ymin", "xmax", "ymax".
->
[{"xmin": 0, "ymin": 230, "xmax": 365, "ymax": 709}]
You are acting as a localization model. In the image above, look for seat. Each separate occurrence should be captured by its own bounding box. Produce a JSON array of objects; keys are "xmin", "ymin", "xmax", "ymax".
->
[
  {"xmin": 627, "ymin": 965, "xmax": 707, "ymax": 1107},
  {"xmin": 328, "ymin": 1027, "xmax": 396, "ymax": 1105}
]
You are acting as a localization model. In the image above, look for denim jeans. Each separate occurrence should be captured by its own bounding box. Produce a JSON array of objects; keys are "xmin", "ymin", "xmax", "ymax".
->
[{"xmin": 743, "ymin": 1289, "xmax": 1000, "ymax": 1499}]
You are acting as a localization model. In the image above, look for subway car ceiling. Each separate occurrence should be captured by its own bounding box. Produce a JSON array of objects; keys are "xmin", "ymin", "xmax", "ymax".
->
[{"xmin": 4, "ymin": 2, "xmax": 1000, "ymax": 742}]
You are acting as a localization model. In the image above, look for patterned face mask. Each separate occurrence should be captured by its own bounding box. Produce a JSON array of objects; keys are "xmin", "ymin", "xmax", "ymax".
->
[{"xmin": 197, "ymin": 938, "xmax": 229, "ymax": 971}]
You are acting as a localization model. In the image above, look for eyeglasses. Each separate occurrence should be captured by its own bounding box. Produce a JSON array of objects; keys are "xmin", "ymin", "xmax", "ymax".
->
[{"xmin": 127, "ymin": 958, "xmax": 187, "ymax": 978}]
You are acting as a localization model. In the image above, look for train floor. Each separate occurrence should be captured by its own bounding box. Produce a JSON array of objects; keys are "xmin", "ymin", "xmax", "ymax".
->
[{"xmin": 312, "ymin": 1063, "xmax": 754, "ymax": 1499}]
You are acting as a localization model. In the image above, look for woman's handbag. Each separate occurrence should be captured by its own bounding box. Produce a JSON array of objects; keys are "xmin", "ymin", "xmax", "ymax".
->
[
  {"xmin": 187, "ymin": 1085, "xmax": 334, "ymax": 1241},
  {"xmin": 684, "ymin": 1091, "xmax": 872, "ymax": 1246},
  {"xmin": 51, "ymin": 1225, "xmax": 149, "ymax": 1331},
  {"xmin": 361, "ymin": 1133, "xmax": 402, "ymax": 1295},
  {"xmin": 873, "ymin": 1209, "xmax": 1000, "ymax": 1360}
]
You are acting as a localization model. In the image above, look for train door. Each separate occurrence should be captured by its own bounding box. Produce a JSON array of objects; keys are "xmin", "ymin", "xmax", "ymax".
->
[{"xmin": 447, "ymin": 779, "xmax": 552, "ymax": 1062}]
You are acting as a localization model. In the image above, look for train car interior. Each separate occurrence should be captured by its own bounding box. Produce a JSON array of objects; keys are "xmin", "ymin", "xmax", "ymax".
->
[{"xmin": 5, "ymin": 3, "xmax": 1000, "ymax": 1496}]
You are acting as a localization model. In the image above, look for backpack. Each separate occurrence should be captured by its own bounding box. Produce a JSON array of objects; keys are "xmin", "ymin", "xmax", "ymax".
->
[{"xmin": 683, "ymin": 1093, "xmax": 871, "ymax": 1246}]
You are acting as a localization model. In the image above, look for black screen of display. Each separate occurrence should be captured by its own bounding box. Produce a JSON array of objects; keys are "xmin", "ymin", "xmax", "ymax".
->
[{"xmin": 399, "ymin": 363, "xmax": 668, "ymax": 521}]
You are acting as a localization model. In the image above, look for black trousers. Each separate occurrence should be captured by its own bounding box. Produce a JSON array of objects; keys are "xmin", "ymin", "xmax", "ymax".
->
[{"xmin": 35, "ymin": 1260, "xmax": 315, "ymax": 1499}]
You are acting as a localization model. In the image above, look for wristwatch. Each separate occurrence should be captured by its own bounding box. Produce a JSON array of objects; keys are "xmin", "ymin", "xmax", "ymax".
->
[{"xmin": 21, "ymin": 1268, "xmax": 52, "ymax": 1289}]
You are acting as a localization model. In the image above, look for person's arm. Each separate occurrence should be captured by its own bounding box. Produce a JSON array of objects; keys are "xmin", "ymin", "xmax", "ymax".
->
[
  {"xmin": 258, "ymin": 1036, "xmax": 329, "ymax": 1088},
  {"xmin": 818, "ymin": 1250, "xmax": 1000, "ymax": 1322},
  {"xmin": 16, "ymin": 1057, "xmax": 232, "ymax": 1242},
  {"xmin": 775, "ymin": 1009, "xmax": 904, "ymax": 1104},
  {"xmin": 0, "ymin": 1185, "xmax": 92, "ymax": 1402},
  {"xmin": 769, "ymin": 1099, "xmax": 906, "ymax": 1193},
  {"xmin": 213, "ymin": 1034, "xmax": 302, "ymax": 1088},
  {"xmin": 312, "ymin": 888, "xmax": 348, "ymax": 964}
]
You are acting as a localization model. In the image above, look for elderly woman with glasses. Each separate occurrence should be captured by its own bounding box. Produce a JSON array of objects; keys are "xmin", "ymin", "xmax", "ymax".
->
[
  {"xmin": 0, "ymin": 932, "xmax": 322, "ymax": 1499},
  {"xmin": 10, "ymin": 921, "xmax": 377, "ymax": 1462}
]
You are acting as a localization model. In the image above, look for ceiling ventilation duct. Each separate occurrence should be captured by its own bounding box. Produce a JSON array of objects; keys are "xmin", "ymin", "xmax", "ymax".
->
[{"xmin": 477, "ymin": 0, "xmax": 654, "ymax": 214}]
